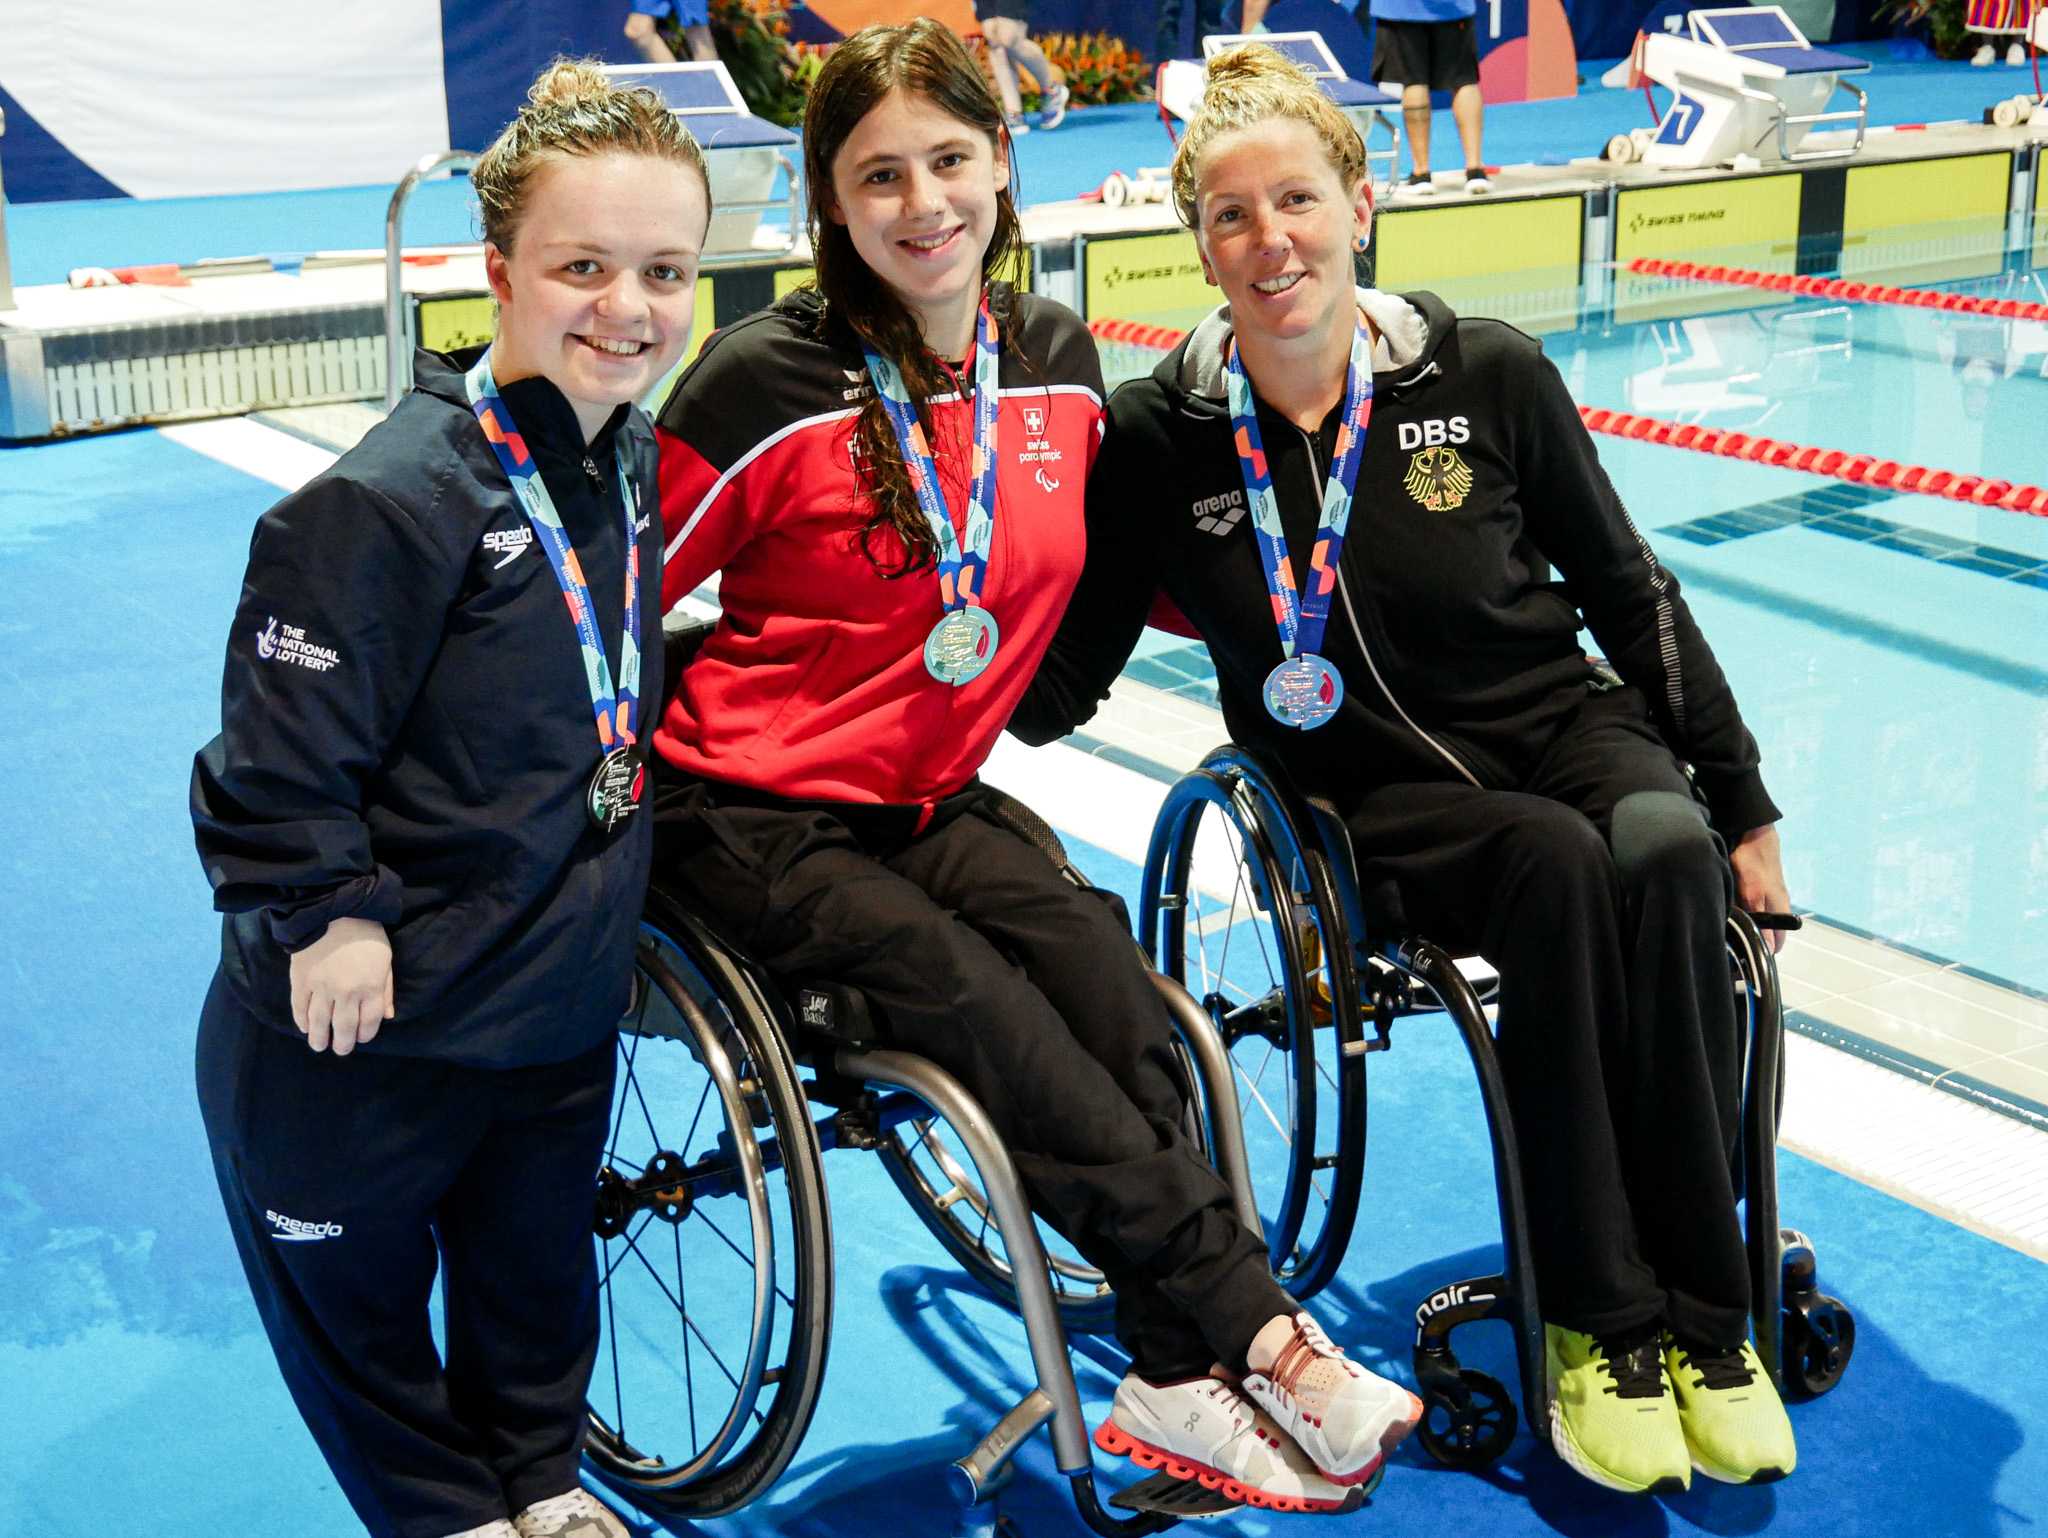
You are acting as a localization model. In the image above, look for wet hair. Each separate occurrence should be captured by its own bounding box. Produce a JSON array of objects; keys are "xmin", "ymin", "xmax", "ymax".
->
[
  {"xmin": 471, "ymin": 58, "xmax": 711, "ymax": 253},
  {"xmin": 801, "ymin": 19, "xmax": 1026, "ymax": 576},
  {"xmin": 1170, "ymin": 43, "xmax": 1372, "ymax": 229}
]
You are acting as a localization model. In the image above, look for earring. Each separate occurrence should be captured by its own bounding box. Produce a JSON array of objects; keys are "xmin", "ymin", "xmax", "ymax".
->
[{"xmin": 1354, "ymin": 236, "xmax": 1369, "ymax": 251}]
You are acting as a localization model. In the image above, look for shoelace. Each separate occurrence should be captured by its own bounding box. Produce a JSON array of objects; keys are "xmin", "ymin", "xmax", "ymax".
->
[
  {"xmin": 1594, "ymin": 1336, "xmax": 1669, "ymax": 1400},
  {"xmin": 1267, "ymin": 1316, "xmax": 1346, "ymax": 1398},
  {"xmin": 1676, "ymin": 1343, "xmax": 1758, "ymax": 1392}
]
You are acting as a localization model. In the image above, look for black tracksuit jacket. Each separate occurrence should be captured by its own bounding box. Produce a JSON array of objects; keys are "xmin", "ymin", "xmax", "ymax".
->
[
  {"xmin": 191, "ymin": 348, "xmax": 663, "ymax": 1068},
  {"xmin": 1013, "ymin": 291, "xmax": 1778, "ymax": 840}
]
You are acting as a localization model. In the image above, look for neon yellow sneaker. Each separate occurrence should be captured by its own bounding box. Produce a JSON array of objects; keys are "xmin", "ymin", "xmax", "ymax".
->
[
  {"xmin": 1545, "ymin": 1324, "xmax": 1690, "ymax": 1494},
  {"xmin": 1664, "ymin": 1336, "xmax": 1797, "ymax": 1485}
]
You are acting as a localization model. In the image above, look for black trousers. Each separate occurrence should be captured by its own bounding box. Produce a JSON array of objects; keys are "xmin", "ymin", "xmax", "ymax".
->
[
  {"xmin": 653, "ymin": 776, "xmax": 1295, "ymax": 1381},
  {"xmin": 1345, "ymin": 690, "xmax": 1751, "ymax": 1349},
  {"xmin": 196, "ymin": 974, "xmax": 617, "ymax": 1538}
]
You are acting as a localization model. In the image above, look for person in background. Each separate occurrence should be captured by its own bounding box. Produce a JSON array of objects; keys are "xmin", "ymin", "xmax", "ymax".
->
[
  {"xmin": 627, "ymin": 0, "xmax": 718, "ymax": 64},
  {"xmin": 190, "ymin": 62, "xmax": 709, "ymax": 1538},
  {"xmin": 1368, "ymin": 0, "xmax": 1488, "ymax": 194},
  {"xmin": 1157, "ymin": 0, "xmax": 1228, "ymax": 68},
  {"xmin": 977, "ymin": 0, "xmax": 1071, "ymax": 133}
]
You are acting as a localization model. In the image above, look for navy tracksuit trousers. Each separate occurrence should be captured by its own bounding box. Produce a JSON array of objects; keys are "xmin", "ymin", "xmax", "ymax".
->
[{"xmin": 196, "ymin": 974, "xmax": 616, "ymax": 1538}]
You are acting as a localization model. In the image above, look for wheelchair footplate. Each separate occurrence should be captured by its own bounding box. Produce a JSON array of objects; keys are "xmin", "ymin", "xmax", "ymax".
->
[{"xmin": 1107, "ymin": 1471, "xmax": 1244, "ymax": 1519}]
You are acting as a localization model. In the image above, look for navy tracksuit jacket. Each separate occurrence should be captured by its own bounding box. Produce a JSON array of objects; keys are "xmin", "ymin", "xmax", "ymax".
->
[{"xmin": 191, "ymin": 349, "xmax": 660, "ymax": 1538}]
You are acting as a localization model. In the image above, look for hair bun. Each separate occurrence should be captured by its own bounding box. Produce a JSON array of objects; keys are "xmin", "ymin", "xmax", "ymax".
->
[
  {"xmin": 528, "ymin": 58, "xmax": 619, "ymax": 110},
  {"xmin": 1203, "ymin": 42, "xmax": 1298, "ymax": 85}
]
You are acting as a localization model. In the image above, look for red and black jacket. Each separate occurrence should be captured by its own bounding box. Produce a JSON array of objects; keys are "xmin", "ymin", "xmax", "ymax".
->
[{"xmin": 653, "ymin": 288, "xmax": 1103, "ymax": 813}]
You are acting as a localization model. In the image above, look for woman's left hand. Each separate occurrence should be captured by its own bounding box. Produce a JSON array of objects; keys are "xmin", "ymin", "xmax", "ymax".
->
[{"xmin": 1731, "ymin": 823, "xmax": 1791, "ymax": 952}]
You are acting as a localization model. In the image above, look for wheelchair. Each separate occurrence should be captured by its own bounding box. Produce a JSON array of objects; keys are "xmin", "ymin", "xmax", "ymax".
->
[
  {"xmin": 1138, "ymin": 742, "xmax": 1858, "ymax": 1472},
  {"xmin": 576, "ymin": 626, "xmax": 1265, "ymax": 1533}
]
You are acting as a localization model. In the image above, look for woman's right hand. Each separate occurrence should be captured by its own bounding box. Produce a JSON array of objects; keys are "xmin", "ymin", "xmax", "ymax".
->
[{"xmin": 289, "ymin": 917, "xmax": 395, "ymax": 1054}]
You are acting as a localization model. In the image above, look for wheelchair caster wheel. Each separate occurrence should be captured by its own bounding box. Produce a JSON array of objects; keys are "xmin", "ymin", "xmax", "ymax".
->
[
  {"xmin": 1415, "ymin": 1369, "xmax": 1517, "ymax": 1470},
  {"xmin": 1782, "ymin": 1294, "xmax": 1856, "ymax": 1399}
]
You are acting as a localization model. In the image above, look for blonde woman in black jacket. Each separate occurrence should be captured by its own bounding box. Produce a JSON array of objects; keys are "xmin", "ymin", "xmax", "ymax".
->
[{"xmin": 1018, "ymin": 44, "xmax": 1799, "ymax": 1500}]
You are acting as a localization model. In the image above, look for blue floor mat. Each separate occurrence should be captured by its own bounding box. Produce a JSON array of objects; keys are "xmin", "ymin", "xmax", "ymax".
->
[{"xmin": 1, "ymin": 432, "xmax": 2044, "ymax": 1535}]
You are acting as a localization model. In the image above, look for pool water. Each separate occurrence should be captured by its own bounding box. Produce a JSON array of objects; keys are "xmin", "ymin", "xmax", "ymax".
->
[{"xmin": 1101, "ymin": 258, "xmax": 2048, "ymax": 994}]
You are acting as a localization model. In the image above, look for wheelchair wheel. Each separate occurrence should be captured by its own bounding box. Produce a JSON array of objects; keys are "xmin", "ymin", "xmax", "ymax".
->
[
  {"xmin": 880, "ymin": 1113, "xmax": 1120, "ymax": 1334},
  {"xmin": 1142, "ymin": 760, "xmax": 1366, "ymax": 1298},
  {"xmin": 583, "ymin": 889, "xmax": 833, "ymax": 1518},
  {"xmin": 878, "ymin": 1015, "xmax": 1220, "ymax": 1337}
]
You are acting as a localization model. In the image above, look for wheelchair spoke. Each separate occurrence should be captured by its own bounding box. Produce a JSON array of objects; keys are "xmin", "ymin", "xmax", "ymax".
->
[
  {"xmin": 608, "ymin": 1027, "xmax": 646, "ymax": 1171},
  {"xmin": 692, "ymin": 1207, "xmax": 762, "ymax": 1276},
  {"xmin": 1235, "ymin": 1048, "xmax": 1294, "ymax": 1151},
  {"xmin": 620, "ymin": 1228, "xmax": 749, "ymax": 1398}
]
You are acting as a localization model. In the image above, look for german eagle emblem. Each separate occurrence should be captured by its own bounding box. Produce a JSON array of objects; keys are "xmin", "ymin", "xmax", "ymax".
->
[{"xmin": 1404, "ymin": 446, "xmax": 1473, "ymax": 512}]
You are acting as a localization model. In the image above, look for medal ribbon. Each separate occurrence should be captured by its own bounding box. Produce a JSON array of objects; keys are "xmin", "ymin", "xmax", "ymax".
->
[
  {"xmin": 1226, "ymin": 318, "xmax": 1374, "ymax": 661},
  {"xmin": 463, "ymin": 351, "xmax": 643, "ymax": 752},
  {"xmin": 860, "ymin": 296, "xmax": 1000, "ymax": 615}
]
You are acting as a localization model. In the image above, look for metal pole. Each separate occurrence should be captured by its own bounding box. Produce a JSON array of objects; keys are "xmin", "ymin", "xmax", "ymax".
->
[
  {"xmin": 0, "ymin": 107, "xmax": 17, "ymax": 312},
  {"xmin": 384, "ymin": 149, "xmax": 479, "ymax": 413}
]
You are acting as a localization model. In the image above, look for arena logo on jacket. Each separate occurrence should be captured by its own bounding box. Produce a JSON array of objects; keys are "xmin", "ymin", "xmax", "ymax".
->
[{"xmin": 254, "ymin": 616, "xmax": 341, "ymax": 673}]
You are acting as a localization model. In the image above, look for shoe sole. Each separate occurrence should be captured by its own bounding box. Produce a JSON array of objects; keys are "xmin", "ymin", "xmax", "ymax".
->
[
  {"xmin": 1094, "ymin": 1420, "xmax": 1364, "ymax": 1514},
  {"xmin": 1684, "ymin": 1431, "xmax": 1791, "ymax": 1486},
  {"xmin": 1546, "ymin": 1355, "xmax": 1689, "ymax": 1495}
]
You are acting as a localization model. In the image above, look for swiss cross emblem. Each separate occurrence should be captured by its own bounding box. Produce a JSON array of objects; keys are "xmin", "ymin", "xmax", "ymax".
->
[{"xmin": 1023, "ymin": 406, "xmax": 1045, "ymax": 437}]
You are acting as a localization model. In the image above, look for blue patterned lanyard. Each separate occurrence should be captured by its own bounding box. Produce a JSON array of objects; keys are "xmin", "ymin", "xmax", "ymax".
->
[
  {"xmin": 1225, "ymin": 319, "xmax": 1374, "ymax": 662},
  {"xmin": 861, "ymin": 297, "xmax": 1000, "ymax": 619},
  {"xmin": 463, "ymin": 351, "xmax": 642, "ymax": 752}
]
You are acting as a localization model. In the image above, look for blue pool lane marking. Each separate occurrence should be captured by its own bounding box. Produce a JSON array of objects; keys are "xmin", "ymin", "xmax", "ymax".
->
[{"xmin": 1664, "ymin": 482, "xmax": 2048, "ymax": 588}]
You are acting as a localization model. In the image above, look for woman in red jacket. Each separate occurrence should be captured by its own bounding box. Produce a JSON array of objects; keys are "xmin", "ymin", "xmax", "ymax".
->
[{"xmin": 649, "ymin": 19, "xmax": 1418, "ymax": 1513}]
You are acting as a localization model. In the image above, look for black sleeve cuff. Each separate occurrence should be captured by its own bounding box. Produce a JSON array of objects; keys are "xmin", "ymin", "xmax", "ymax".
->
[
  {"xmin": 266, "ymin": 867, "xmax": 406, "ymax": 952},
  {"xmin": 1693, "ymin": 768, "xmax": 1780, "ymax": 843}
]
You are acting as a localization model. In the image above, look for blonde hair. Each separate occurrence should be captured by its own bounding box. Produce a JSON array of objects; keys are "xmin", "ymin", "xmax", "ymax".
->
[
  {"xmin": 471, "ymin": 58, "xmax": 711, "ymax": 252},
  {"xmin": 1170, "ymin": 44, "xmax": 1371, "ymax": 228}
]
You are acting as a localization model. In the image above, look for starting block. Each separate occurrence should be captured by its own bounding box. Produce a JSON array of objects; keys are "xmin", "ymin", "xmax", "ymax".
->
[
  {"xmin": 601, "ymin": 62, "xmax": 799, "ymax": 259},
  {"xmin": 1634, "ymin": 7, "xmax": 1870, "ymax": 169},
  {"xmin": 1157, "ymin": 32, "xmax": 1402, "ymax": 188}
]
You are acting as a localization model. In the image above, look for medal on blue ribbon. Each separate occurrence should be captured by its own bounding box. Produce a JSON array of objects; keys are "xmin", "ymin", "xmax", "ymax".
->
[
  {"xmin": 862, "ymin": 297, "xmax": 1002, "ymax": 687},
  {"xmin": 464, "ymin": 352, "xmax": 647, "ymax": 830},
  {"xmin": 1225, "ymin": 318, "xmax": 1375, "ymax": 730}
]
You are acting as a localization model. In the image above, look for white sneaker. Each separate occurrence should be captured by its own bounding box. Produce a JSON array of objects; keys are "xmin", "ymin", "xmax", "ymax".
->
[
  {"xmin": 2008, "ymin": 41, "xmax": 2026, "ymax": 64},
  {"xmin": 1465, "ymin": 169, "xmax": 1494, "ymax": 194},
  {"xmin": 1040, "ymin": 81, "xmax": 1070, "ymax": 129},
  {"xmin": 513, "ymin": 1488, "xmax": 631, "ymax": 1538},
  {"xmin": 1972, "ymin": 41, "xmax": 1996, "ymax": 64},
  {"xmin": 1404, "ymin": 171, "xmax": 1437, "ymax": 197},
  {"xmin": 1094, "ymin": 1372, "xmax": 1366, "ymax": 1514},
  {"xmin": 1006, "ymin": 112, "xmax": 1031, "ymax": 137},
  {"xmin": 1240, "ymin": 1313, "xmax": 1424, "ymax": 1485}
]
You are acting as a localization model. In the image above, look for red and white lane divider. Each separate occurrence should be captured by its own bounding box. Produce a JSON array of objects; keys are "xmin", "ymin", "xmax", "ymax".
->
[
  {"xmin": 1624, "ymin": 257, "xmax": 2048, "ymax": 323},
  {"xmin": 1081, "ymin": 317, "xmax": 2048, "ymax": 517},
  {"xmin": 1088, "ymin": 316, "xmax": 1196, "ymax": 351},
  {"xmin": 1578, "ymin": 407, "xmax": 2048, "ymax": 517}
]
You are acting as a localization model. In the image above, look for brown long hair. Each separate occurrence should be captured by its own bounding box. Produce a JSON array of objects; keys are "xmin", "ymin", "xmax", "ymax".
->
[{"xmin": 801, "ymin": 20, "xmax": 1026, "ymax": 576}]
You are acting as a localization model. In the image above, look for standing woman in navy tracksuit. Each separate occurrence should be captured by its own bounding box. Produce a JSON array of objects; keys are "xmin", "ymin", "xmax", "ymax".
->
[
  {"xmin": 649, "ymin": 20, "xmax": 1421, "ymax": 1515},
  {"xmin": 190, "ymin": 66, "xmax": 708, "ymax": 1538}
]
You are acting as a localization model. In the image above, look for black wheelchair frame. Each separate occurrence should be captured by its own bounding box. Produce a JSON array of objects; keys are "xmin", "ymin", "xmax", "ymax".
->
[
  {"xmin": 1138, "ymin": 743, "xmax": 1857, "ymax": 1471},
  {"xmin": 580, "ymin": 661, "xmax": 1264, "ymax": 1533}
]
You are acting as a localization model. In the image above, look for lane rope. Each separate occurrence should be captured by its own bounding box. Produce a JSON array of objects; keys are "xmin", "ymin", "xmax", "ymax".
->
[
  {"xmin": 1624, "ymin": 257, "xmax": 2048, "ymax": 322},
  {"xmin": 1578, "ymin": 406, "xmax": 2048, "ymax": 517},
  {"xmin": 1081, "ymin": 318, "xmax": 2048, "ymax": 518}
]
